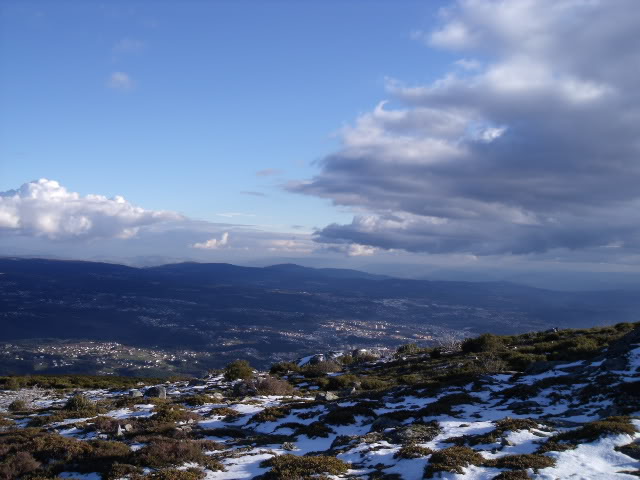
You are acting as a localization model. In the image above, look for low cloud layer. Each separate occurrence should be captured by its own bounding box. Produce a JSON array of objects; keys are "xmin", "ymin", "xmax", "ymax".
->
[
  {"xmin": 290, "ymin": 0, "xmax": 640, "ymax": 257},
  {"xmin": 192, "ymin": 232, "xmax": 230, "ymax": 249},
  {"xmin": 0, "ymin": 179, "xmax": 181, "ymax": 240}
]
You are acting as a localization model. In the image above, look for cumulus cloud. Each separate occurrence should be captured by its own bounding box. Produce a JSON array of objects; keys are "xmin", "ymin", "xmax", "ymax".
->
[
  {"xmin": 107, "ymin": 72, "xmax": 133, "ymax": 90},
  {"xmin": 192, "ymin": 232, "xmax": 230, "ymax": 249},
  {"xmin": 267, "ymin": 238, "xmax": 313, "ymax": 254},
  {"xmin": 290, "ymin": 0, "xmax": 640, "ymax": 257},
  {"xmin": 0, "ymin": 179, "xmax": 181, "ymax": 240}
]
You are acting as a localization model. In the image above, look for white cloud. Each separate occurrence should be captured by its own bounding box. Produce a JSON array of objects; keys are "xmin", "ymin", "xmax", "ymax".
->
[
  {"xmin": 192, "ymin": 232, "xmax": 230, "ymax": 249},
  {"xmin": 346, "ymin": 244, "xmax": 377, "ymax": 256},
  {"xmin": 268, "ymin": 239, "xmax": 313, "ymax": 253},
  {"xmin": 107, "ymin": 72, "xmax": 133, "ymax": 90},
  {"xmin": 0, "ymin": 179, "xmax": 180, "ymax": 240}
]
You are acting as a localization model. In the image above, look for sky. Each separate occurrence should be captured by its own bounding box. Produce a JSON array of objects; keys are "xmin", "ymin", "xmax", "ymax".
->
[{"xmin": 2, "ymin": 0, "xmax": 640, "ymax": 288}]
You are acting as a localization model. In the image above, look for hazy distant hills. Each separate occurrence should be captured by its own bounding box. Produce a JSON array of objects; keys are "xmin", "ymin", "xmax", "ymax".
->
[{"xmin": 0, "ymin": 257, "xmax": 639, "ymax": 371}]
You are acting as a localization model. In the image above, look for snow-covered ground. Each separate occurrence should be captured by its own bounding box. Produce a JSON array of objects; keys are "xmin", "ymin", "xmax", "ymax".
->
[{"xmin": 2, "ymin": 342, "xmax": 640, "ymax": 479}]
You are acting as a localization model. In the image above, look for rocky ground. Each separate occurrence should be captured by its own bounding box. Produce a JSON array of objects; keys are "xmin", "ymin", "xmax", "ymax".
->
[{"xmin": 1, "ymin": 325, "xmax": 640, "ymax": 479}]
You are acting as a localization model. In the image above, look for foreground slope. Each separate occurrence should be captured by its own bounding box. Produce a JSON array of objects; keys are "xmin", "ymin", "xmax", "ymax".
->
[{"xmin": 1, "ymin": 322, "xmax": 639, "ymax": 478}]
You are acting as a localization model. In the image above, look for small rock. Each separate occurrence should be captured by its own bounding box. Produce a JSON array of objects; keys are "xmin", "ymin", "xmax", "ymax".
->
[
  {"xmin": 315, "ymin": 391, "xmax": 339, "ymax": 401},
  {"xmin": 388, "ymin": 422, "xmax": 441, "ymax": 445},
  {"xmin": 370, "ymin": 416, "xmax": 403, "ymax": 432},
  {"xmin": 210, "ymin": 392, "xmax": 225, "ymax": 401},
  {"xmin": 124, "ymin": 424, "xmax": 133, "ymax": 432},
  {"xmin": 282, "ymin": 442, "xmax": 297, "ymax": 451},
  {"xmin": 129, "ymin": 389, "xmax": 143, "ymax": 398},
  {"xmin": 116, "ymin": 425, "xmax": 124, "ymax": 437},
  {"xmin": 232, "ymin": 382, "xmax": 257, "ymax": 397},
  {"xmin": 145, "ymin": 386, "xmax": 167, "ymax": 399}
]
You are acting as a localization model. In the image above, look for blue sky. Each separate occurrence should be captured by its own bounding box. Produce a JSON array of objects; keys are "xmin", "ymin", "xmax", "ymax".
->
[
  {"xmin": 2, "ymin": 0, "xmax": 640, "ymax": 288},
  {"xmin": 0, "ymin": 0, "xmax": 450, "ymax": 231}
]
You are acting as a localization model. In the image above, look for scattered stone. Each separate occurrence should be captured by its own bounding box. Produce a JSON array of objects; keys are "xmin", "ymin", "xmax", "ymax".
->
[
  {"xmin": 282, "ymin": 441, "xmax": 297, "ymax": 451},
  {"xmin": 388, "ymin": 422, "xmax": 442, "ymax": 445},
  {"xmin": 145, "ymin": 386, "xmax": 167, "ymax": 399},
  {"xmin": 315, "ymin": 391, "xmax": 339, "ymax": 401},
  {"xmin": 129, "ymin": 389, "xmax": 143, "ymax": 398},
  {"xmin": 232, "ymin": 382, "xmax": 257, "ymax": 397},
  {"xmin": 370, "ymin": 416, "xmax": 403, "ymax": 432}
]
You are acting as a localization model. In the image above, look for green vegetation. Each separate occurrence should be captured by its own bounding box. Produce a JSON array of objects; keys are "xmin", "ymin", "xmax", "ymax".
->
[
  {"xmin": 258, "ymin": 454, "xmax": 350, "ymax": 480},
  {"xmin": 255, "ymin": 376, "xmax": 295, "ymax": 395},
  {"xmin": 135, "ymin": 439, "xmax": 224, "ymax": 470},
  {"xmin": 223, "ymin": 360, "xmax": 254, "ymax": 381},
  {"xmin": 393, "ymin": 444, "xmax": 433, "ymax": 459},
  {"xmin": 7, "ymin": 398, "xmax": 28, "ymax": 412},
  {"xmin": 542, "ymin": 416, "xmax": 637, "ymax": 449},
  {"xmin": 484, "ymin": 453, "xmax": 556, "ymax": 470},
  {"xmin": 250, "ymin": 406, "xmax": 289, "ymax": 423},
  {"xmin": 0, "ymin": 374, "xmax": 165, "ymax": 390},
  {"xmin": 424, "ymin": 446, "xmax": 485, "ymax": 477}
]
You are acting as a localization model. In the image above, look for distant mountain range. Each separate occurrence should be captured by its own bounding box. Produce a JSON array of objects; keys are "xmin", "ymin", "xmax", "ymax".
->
[{"xmin": 1, "ymin": 257, "xmax": 639, "ymax": 373}]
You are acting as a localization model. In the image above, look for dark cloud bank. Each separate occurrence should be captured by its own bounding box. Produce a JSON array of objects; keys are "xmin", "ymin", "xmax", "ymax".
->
[{"xmin": 290, "ymin": 0, "xmax": 640, "ymax": 259}]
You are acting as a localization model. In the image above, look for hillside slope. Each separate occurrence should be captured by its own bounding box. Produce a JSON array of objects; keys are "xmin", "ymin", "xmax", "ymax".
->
[{"xmin": 1, "ymin": 323, "xmax": 639, "ymax": 479}]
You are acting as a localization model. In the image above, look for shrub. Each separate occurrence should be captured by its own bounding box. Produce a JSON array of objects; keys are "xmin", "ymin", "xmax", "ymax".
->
[
  {"xmin": 250, "ymin": 407, "xmax": 289, "ymax": 424},
  {"xmin": 255, "ymin": 376, "xmax": 294, "ymax": 396},
  {"xmin": 549, "ymin": 416, "xmax": 636, "ymax": 445},
  {"xmin": 209, "ymin": 407, "xmax": 241, "ymax": 418},
  {"xmin": 462, "ymin": 334, "xmax": 504, "ymax": 354},
  {"xmin": 301, "ymin": 360, "xmax": 342, "ymax": 378},
  {"xmin": 294, "ymin": 421, "xmax": 334, "ymax": 439},
  {"xmin": 65, "ymin": 393, "xmax": 96, "ymax": 411},
  {"xmin": 152, "ymin": 404, "xmax": 201, "ymax": 423},
  {"xmin": 144, "ymin": 467, "xmax": 206, "ymax": 480},
  {"xmin": 337, "ymin": 354, "xmax": 354, "ymax": 365},
  {"xmin": 269, "ymin": 362, "xmax": 300, "ymax": 376},
  {"xmin": 323, "ymin": 405, "xmax": 375, "ymax": 426},
  {"xmin": 103, "ymin": 462, "xmax": 143, "ymax": 480},
  {"xmin": 360, "ymin": 378, "xmax": 390, "ymax": 390},
  {"xmin": 327, "ymin": 374, "xmax": 358, "ymax": 391},
  {"xmin": 396, "ymin": 343, "xmax": 421, "ymax": 356},
  {"xmin": 183, "ymin": 394, "xmax": 213, "ymax": 406},
  {"xmin": 394, "ymin": 445, "xmax": 433, "ymax": 459},
  {"xmin": 7, "ymin": 399, "xmax": 28, "ymax": 412},
  {"xmin": 134, "ymin": 439, "xmax": 224, "ymax": 470},
  {"xmin": 224, "ymin": 360, "xmax": 254, "ymax": 381},
  {"xmin": 0, "ymin": 451, "xmax": 40, "ymax": 480},
  {"xmin": 484, "ymin": 454, "xmax": 555, "ymax": 470},
  {"xmin": 259, "ymin": 454, "xmax": 349, "ymax": 479},
  {"xmin": 424, "ymin": 446, "xmax": 484, "ymax": 477}
]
